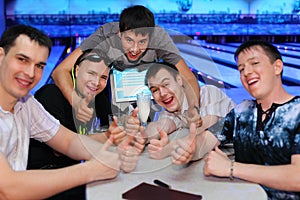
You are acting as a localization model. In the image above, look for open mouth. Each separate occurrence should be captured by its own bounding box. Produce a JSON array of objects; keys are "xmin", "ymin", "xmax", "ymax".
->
[
  {"xmin": 162, "ymin": 96, "xmax": 174, "ymax": 106},
  {"xmin": 127, "ymin": 52, "xmax": 141, "ymax": 60},
  {"xmin": 86, "ymin": 85, "xmax": 99, "ymax": 94},
  {"xmin": 16, "ymin": 77, "xmax": 32, "ymax": 88},
  {"xmin": 247, "ymin": 78, "xmax": 259, "ymax": 86}
]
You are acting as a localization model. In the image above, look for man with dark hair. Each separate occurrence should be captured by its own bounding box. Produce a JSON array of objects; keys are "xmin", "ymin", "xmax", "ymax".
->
[
  {"xmin": 126, "ymin": 62, "xmax": 235, "ymax": 164},
  {"xmin": 204, "ymin": 40, "xmax": 300, "ymax": 199},
  {"xmin": 0, "ymin": 25, "xmax": 121, "ymax": 199},
  {"xmin": 51, "ymin": 5, "xmax": 200, "ymax": 125}
]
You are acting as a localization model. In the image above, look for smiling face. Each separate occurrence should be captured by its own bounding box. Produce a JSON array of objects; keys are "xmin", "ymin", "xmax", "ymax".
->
[
  {"xmin": 0, "ymin": 34, "xmax": 48, "ymax": 105},
  {"xmin": 237, "ymin": 45, "xmax": 283, "ymax": 101},
  {"xmin": 120, "ymin": 30, "xmax": 149, "ymax": 62},
  {"xmin": 147, "ymin": 68, "xmax": 185, "ymax": 113},
  {"xmin": 75, "ymin": 59, "xmax": 109, "ymax": 98}
]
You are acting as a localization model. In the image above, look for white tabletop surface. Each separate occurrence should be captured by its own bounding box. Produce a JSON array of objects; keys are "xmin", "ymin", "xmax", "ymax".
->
[{"xmin": 86, "ymin": 151, "xmax": 267, "ymax": 200}]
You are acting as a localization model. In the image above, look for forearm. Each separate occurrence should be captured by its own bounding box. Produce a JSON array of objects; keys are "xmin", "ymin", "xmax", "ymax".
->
[
  {"xmin": 192, "ymin": 131, "xmax": 218, "ymax": 161},
  {"xmin": 201, "ymin": 115, "xmax": 220, "ymax": 132},
  {"xmin": 89, "ymin": 132, "xmax": 109, "ymax": 144},
  {"xmin": 1, "ymin": 163, "xmax": 90, "ymax": 200},
  {"xmin": 66, "ymin": 134, "xmax": 104, "ymax": 161},
  {"xmin": 51, "ymin": 68, "xmax": 74, "ymax": 105},
  {"xmin": 145, "ymin": 119, "xmax": 176, "ymax": 142},
  {"xmin": 48, "ymin": 126, "xmax": 104, "ymax": 161},
  {"xmin": 51, "ymin": 48, "xmax": 82, "ymax": 105},
  {"xmin": 175, "ymin": 58, "xmax": 200, "ymax": 107},
  {"xmin": 233, "ymin": 160, "xmax": 300, "ymax": 191}
]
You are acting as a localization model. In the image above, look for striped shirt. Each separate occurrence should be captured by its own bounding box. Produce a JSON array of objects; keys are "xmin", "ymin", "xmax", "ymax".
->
[{"xmin": 0, "ymin": 94, "xmax": 59, "ymax": 171}]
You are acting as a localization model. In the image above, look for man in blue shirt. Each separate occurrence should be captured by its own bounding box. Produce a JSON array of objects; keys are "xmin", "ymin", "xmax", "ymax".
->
[{"xmin": 204, "ymin": 40, "xmax": 300, "ymax": 199}]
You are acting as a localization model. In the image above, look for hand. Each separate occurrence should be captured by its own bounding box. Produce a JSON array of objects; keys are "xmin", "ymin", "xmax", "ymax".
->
[
  {"xmin": 203, "ymin": 146, "xmax": 231, "ymax": 177},
  {"xmin": 87, "ymin": 136, "xmax": 121, "ymax": 181},
  {"xmin": 118, "ymin": 135, "xmax": 139, "ymax": 173},
  {"xmin": 131, "ymin": 126, "xmax": 147, "ymax": 154},
  {"xmin": 73, "ymin": 92, "xmax": 94, "ymax": 123},
  {"xmin": 125, "ymin": 108, "xmax": 140, "ymax": 135},
  {"xmin": 148, "ymin": 128, "xmax": 170, "ymax": 160},
  {"xmin": 172, "ymin": 123, "xmax": 197, "ymax": 165},
  {"xmin": 186, "ymin": 100, "xmax": 202, "ymax": 128},
  {"xmin": 108, "ymin": 116, "xmax": 126, "ymax": 145}
]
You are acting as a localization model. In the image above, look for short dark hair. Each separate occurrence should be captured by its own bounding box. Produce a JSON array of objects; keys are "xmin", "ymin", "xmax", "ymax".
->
[
  {"xmin": 144, "ymin": 62, "xmax": 179, "ymax": 86},
  {"xmin": 119, "ymin": 5, "xmax": 155, "ymax": 37},
  {"xmin": 234, "ymin": 40, "xmax": 282, "ymax": 64},
  {"xmin": 74, "ymin": 48, "xmax": 112, "ymax": 68},
  {"xmin": 0, "ymin": 25, "xmax": 52, "ymax": 56},
  {"xmin": 234, "ymin": 40, "xmax": 283, "ymax": 77},
  {"xmin": 72, "ymin": 48, "xmax": 112, "ymax": 80}
]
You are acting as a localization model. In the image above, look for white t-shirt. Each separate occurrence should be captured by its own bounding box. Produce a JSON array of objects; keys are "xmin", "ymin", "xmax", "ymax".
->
[{"xmin": 0, "ymin": 94, "xmax": 59, "ymax": 171}]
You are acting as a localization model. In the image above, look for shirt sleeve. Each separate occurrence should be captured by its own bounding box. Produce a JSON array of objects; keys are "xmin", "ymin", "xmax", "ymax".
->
[
  {"xmin": 29, "ymin": 96, "xmax": 60, "ymax": 143},
  {"xmin": 80, "ymin": 22, "xmax": 119, "ymax": 51},
  {"xmin": 149, "ymin": 26, "xmax": 182, "ymax": 65},
  {"xmin": 200, "ymin": 85, "xmax": 235, "ymax": 118}
]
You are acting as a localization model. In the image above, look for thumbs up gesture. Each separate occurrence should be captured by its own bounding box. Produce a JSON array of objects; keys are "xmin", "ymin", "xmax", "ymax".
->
[
  {"xmin": 171, "ymin": 123, "xmax": 197, "ymax": 165},
  {"xmin": 117, "ymin": 135, "xmax": 139, "ymax": 173},
  {"xmin": 89, "ymin": 136, "xmax": 121, "ymax": 180},
  {"xmin": 125, "ymin": 108, "xmax": 140, "ymax": 135},
  {"xmin": 74, "ymin": 92, "xmax": 94, "ymax": 123},
  {"xmin": 148, "ymin": 128, "xmax": 171, "ymax": 160},
  {"xmin": 107, "ymin": 116, "xmax": 126, "ymax": 145},
  {"xmin": 117, "ymin": 124, "xmax": 147, "ymax": 173}
]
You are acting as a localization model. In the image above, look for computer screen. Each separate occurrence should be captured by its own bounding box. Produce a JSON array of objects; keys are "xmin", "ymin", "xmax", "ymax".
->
[{"xmin": 110, "ymin": 68, "xmax": 152, "ymax": 103}]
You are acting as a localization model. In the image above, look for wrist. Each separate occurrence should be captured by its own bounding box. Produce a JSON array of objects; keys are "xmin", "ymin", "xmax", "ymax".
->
[
  {"xmin": 105, "ymin": 131, "xmax": 111, "ymax": 139},
  {"xmin": 229, "ymin": 160, "xmax": 234, "ymax": 181},
  {"xmin": 193, "ymin": 105, "xmax": 200, "ymax": 114},
  {"xmin": 71, "ymin": 90, "xmax": 80, "ymax": 107}
]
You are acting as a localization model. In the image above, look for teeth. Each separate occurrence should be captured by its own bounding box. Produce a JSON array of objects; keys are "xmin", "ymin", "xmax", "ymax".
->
[
  {"xmin": 248, "ymin": 79, "xmax": 257, "ymax": 85},
  {"xmin": 163, "ymin": 97, "xmax": 172, "ymax": 104},
  {"xmin": 18, "ymin": 79, "xmax": 31, "ymax": 86},
  {"xmin": 87, "ymin": 86, "xmax": 98, "ymax": 92}
]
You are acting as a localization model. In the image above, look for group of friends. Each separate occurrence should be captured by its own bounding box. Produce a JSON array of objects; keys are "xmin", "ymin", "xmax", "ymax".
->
[{"xmin": 0, "ymin": 4, "xmax": 299, "ymax": 200}]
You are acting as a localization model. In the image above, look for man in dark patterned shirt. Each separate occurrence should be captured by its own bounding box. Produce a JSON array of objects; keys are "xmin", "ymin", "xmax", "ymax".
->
[{"xmin": 204, "ymin": 40, "xmax": 300, "ymax": 200}]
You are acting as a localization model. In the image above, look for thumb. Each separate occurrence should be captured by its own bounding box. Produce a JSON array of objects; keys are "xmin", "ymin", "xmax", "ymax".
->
[
  {"xmin": 189, "ymin": 122, "xmax": 197, "ymax": 142},
  {"xmin": 157, "ymin": 127, "xmax": 167, "ymax": 140},
  {"xmin": 132, "ymin": 107, "xmax": 139, "ymax": 118},
  {"xmin": 112, "ymin": 116, "xmax": 118, "ymax": 126},
  {"xmin": 123, "ymin": 135, "xmax": 134, "ymax": 149},
  {"xmin": 102, "ymin": 135, "xmax": 114, "ymax": 151},
  {"xmin": 84, "ymin": 93, "xmax": 94, "ymax": 105},
  {"xmin": 139, "ymin": 126, "xmax": 147, "ymax": 139}
]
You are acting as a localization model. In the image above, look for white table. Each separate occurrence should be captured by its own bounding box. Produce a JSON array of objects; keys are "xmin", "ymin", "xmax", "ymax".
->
[{"xmin": 86, "ymin": 152, "xmax": 267, "ymax": 200}]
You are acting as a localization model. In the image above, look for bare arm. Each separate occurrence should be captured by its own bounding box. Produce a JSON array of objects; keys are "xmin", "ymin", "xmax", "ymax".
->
[
  {"xmin": 51, "ymin": 47, "xmax": 83, "ymax": 106},
  {"xmin": 145, "ymin": 117, "xmax": 177, "ymax": 141},
  {"xmin": 89, "ymin": 132, "xmax": 109, "ymax": 144},
  {"xmin": 46, "ymin": 125, "xmax": 102, "ymax": 161},
  {"xmin": 175, "ymin": 58, "xmax": 200, "ymax": 107},
  {"xmin": 234, "ymin": 155, "xmax": 300, "ymax": 191},
  {"xmin": 204, "ymin": 148, "xmax": 300, "ymax": 192},
  {"xmin": 0, "ymin": 127, "xmax": 120, "ymax": 200},
  {"xmin": 0, "ymin": 152, "xmax": 89, "ymax": 200}
]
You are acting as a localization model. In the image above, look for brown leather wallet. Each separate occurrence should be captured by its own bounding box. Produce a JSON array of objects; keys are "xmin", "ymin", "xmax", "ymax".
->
[{"xmin": 122, "ymin": 182, "xmax": 202, "ymax": 200}]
